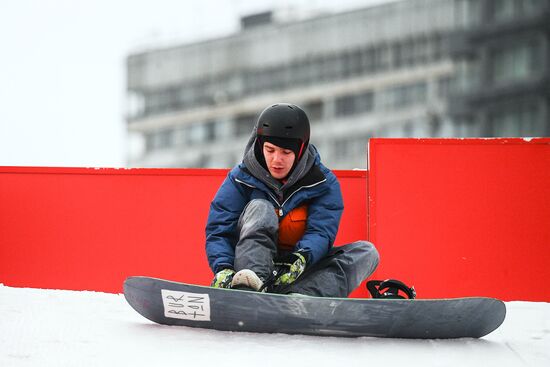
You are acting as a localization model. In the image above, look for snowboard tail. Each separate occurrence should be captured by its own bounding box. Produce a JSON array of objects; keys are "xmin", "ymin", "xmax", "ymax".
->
[{"xmin": 124, "ymin": 276, "xmax": 506, "ymax": 339}]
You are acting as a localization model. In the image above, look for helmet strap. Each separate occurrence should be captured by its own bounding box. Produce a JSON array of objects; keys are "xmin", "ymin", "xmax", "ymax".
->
[{"xmin": 297, "ymin": 142, "xmax": 305, "ymax": 160}]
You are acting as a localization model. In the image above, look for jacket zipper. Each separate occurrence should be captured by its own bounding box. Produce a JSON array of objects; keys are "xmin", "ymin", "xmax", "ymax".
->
[
  {"xmin": 235, "ymin": 178, "xmax": 282, "ymax": 209},
  {"xmin": 279, "ymin": 179, "xmax": 327, "ymax": 213},
  {"xmin": 235, "ymin": 177, "xmax": 327, "ymax": 217}
]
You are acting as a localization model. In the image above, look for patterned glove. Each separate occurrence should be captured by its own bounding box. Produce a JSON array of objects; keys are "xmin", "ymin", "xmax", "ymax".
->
[
  {"xmin": 274, "ymin": 252, "xmax": 307, "ymax": 286},
  {"xmin": 211, "ymin": 268, "xmax": 235, "ymax": 288}
]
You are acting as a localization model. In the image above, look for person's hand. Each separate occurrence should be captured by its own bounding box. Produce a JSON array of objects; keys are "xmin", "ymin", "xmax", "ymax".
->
[
  {"xmin": 274, "ymin": 252, "xmax": 307, "ymax": 286},
  {"xmin": 211, "ymin": 268, "xmax": 235, "ymax": 288}
]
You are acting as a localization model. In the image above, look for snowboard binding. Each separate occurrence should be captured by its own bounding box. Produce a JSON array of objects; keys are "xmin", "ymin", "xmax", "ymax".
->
[{"xmin": 367, "ymin": 279, "xmax": 416, "ymax": 299}]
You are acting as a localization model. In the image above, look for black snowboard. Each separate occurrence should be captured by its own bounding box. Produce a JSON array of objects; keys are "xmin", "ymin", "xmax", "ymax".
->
[{"xmin": 123, "ymin": 276, "xmax": 506, "ymax": 339}]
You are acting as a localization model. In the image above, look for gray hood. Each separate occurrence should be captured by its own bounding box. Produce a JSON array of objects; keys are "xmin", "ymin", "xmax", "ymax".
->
[{"xmin": 242, "ymin": 129, "xmax": 316, "ymax": 202}]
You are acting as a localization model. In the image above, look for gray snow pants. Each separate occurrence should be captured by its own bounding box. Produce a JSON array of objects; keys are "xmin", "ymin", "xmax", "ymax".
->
[{"xmin": 234, "ymin": 199, "xmax": 380, "ymax": 297}]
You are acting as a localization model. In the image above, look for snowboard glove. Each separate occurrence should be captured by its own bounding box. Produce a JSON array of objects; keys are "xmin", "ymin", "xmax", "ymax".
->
[
  {"xmin": 274, "ymin": 251, "xmax": 307, "ymax": 286},
  {"xmin": 211, "ymin": 268, "xmax": 235, "ymax": 289}
]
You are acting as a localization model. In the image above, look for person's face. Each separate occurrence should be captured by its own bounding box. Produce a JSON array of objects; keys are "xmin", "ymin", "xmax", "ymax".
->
[{"xmin": 263, "ymin": 141, "xmax": 296, "ymax": 180}]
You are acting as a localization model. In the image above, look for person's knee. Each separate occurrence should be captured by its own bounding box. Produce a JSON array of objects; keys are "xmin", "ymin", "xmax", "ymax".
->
[
  {"xmin": 240, "ymin": 199, "xmax": 278, "ymax": 232},
  {"xmin": 353, "ymin": 240, "xmax": 380, "ymax": 269}
]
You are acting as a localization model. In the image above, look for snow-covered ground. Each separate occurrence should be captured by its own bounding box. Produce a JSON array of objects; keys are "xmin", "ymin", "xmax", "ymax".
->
[{"xmin": 1, "ymin": 285, "xmax": 549, "ymax": 367}]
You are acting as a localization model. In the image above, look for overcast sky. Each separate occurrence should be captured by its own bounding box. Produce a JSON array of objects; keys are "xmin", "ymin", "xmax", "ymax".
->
[{"xmin": 0, "ymin": 0, "xmax": 393, "ymax": 168}]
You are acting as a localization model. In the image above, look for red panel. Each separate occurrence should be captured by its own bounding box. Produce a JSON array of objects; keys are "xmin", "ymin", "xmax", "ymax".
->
[
  {"xmin": 0, "ymin": 167, "xmax": 224, "ymax": 293},
  {"xmin": 335, "ymin": 170, "xmax": 369, "ymax": 298},
  {"xmin": 334, "ymin": 170, "xmax": 368, "ymax": 247},
  {"xmin": 368, "ymin": 138, "xmax": 550, "ymax": 301},
  {"xmin": 0, "ymin": 167, "xmax": 368, "ymax": 296}
]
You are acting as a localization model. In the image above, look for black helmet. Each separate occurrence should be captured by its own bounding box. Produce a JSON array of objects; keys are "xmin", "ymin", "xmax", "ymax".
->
[{"xmin": 256, "ymin": 103, "xmax": 310, "ymax": 145}]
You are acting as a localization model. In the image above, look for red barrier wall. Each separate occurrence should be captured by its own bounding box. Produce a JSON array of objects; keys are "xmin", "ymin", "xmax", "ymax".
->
[
  {"xmin": 0, "ymin": 167, "xmax": 368, "ymax": 295},
  {"xmin": 3, "ymin": 138, "xmax": 549, "ymax": 301},
  {"xmin": 368, "ymin": 138, "xmax": 550, "ymax": 301}
]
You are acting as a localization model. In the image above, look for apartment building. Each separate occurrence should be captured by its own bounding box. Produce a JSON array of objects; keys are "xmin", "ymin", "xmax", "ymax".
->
[{"xmin": 126, "ymin": 0, "xmax": 548, "ymax": 168}]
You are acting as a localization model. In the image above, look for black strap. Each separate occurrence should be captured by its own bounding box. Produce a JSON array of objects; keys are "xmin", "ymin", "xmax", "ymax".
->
[
  {"xmin": 259, "ymin": 267, "xmax": 284, "ymax": 293},
  {"xmin": 367, "ymin": 279, "xmax": 416, "ymax": 299}
]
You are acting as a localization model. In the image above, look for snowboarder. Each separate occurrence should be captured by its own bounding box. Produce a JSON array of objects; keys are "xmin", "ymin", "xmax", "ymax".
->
[{"xmin": 205, "ymin": 103, "xmax": 379, "ymax": 297}]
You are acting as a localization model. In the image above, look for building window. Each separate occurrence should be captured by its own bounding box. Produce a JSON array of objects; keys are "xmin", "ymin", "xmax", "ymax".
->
[
  {"xmin": 188, "ymin": 124, "xmax": 206, "ymax": 144},
  {"xmin": 428, "ymin": 112, "xmax": 443, "ymax": 137},
  {"xmin": 488, "ymin": 102, "xmax": 543, "ymax": 137},
  {"xmin": 234, "ymin": 113, "xmax": 256, "ymax": 136},
  {"xmin": 144, "ymin": 129, "xmax": 174, "ymax": 151},
  {"xmin": 335, "ymin": 91, "xmax": 374, "ymax": 116},
  {"xmin": 375, "ymin": 44, "xmax": 392, "ymax": 72},
  {"xmin": 204, "ymin": 120, "xmax": 216, "ymax": 142},
  {"xmin": 522, "ymin": 0, "xmax": 546, "ymax": 16},
  {"xmin": 437, "ymin": 76, "xmax": 452, "ymax": 99},
  {"xmin": 403, "ymin": 121, "xmax": 414, "ymax": 137},
  {"xmin": 333, "ymin": 133, "xmax": 371, "ymax": 160},
  {"xmin": 393, "ymin": 39, "xmax": 415, "ymax": 68},
  {"xmin": 453, "ymin": 117, "xmax": 478, "ymax": 137},
  {"xmin": 333, "ymin": 138, "xmax": 350, "ymax": 160},
  {"xmin": 335, "ymin": 95, "xmax": 355, "ymax": 116},
  {"xmin": 489, "ymin": 0, "xmax": 543, "ymax": 23},
  {"xmin": 454, "ymin": 58, "xmax": 480, "ymax": 93},
  {"xmin": 143, "ymin": 88, "xmax": 181, "ymax": 117},
  {"xmin": 144, "ymin": 133, "xmax": 154, "ymax": 152},
  {"xmin": 455, "ymin": 0, "xmax": 482, "ymax": 27},
  {"xmin": 362, "ymin": 48, "xmax": 376, "ymax": 73},
  {"xmin": 393, "ymin": 36, "xmax": 442, "ymax": 68},
  {"xmin": 492, "ymin": 0, "xmax": 517, "ymax": 22},
  {"xmin": 491, "ymin": 42, "xmax": 538, "ymax": 85},
  {"xmin": 344, "ymin": 49, "xmax": 363, "ymax": 77},
  {"xmin": 379, "ymin": 82, "xmax": 427, "ymax": 110},
  {"xmin": 303, "ymin": 100, "xmax": 323, "ymax": 121},
  {"xmin": 135, "ymin": 32, "xmax": 452, "ymax": 119}
]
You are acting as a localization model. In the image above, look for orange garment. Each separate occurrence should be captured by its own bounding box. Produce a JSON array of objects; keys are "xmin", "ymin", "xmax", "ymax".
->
[{"xmin": 277, "ymin": 205, "xmax": 308, "ymax": 250}]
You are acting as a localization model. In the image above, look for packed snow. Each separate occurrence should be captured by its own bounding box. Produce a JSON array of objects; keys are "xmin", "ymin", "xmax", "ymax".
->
[{"xmin": 1, "ymin": 284, "xmax": 549, "ymax": 367}]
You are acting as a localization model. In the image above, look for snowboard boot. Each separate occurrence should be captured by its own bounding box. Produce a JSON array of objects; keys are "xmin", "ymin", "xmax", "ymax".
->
[{"xmin": 231, "ymin": 269, "xmax": 264, "ymax": 292}]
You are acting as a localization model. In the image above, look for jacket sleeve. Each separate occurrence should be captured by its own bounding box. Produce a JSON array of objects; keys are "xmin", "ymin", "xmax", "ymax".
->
[
  {"xmin": 205, "ymin": 173, "xmax": 248, "ymax": 274},
  {"xmin": 295, "ymin": 171, "xmax": 344, "ymax": 266}
]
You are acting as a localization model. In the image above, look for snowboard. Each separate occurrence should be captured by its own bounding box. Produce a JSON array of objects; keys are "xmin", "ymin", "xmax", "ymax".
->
[{"xmin": 123, "ymin": 276, "xmax": 506, "ymax": 339}]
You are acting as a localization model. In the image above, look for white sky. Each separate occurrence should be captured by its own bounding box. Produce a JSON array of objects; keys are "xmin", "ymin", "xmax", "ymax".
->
[{"xmin": 0, "ymin": 0, "xmax": 393, "ymax": 168}]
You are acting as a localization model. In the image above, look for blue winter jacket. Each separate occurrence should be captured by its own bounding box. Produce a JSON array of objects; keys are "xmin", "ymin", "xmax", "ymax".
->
[{"xmin": 205, "ymin": 148, "xmax": 344, "ymax": 274}]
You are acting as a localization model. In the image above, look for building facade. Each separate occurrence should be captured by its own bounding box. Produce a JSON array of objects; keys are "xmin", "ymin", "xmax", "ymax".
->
[
  {"xmin": 126, "ymin": 0, "xmax": 549, "ymax": 169},
  {"xmin": 449, "ymin": 0, "xmax": 549, "ymax": 137}
]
